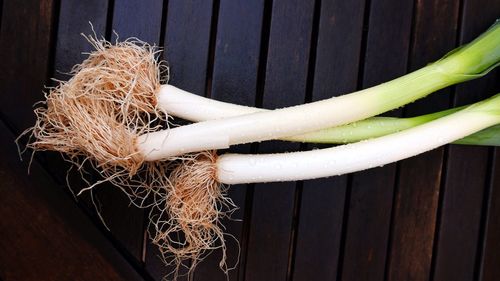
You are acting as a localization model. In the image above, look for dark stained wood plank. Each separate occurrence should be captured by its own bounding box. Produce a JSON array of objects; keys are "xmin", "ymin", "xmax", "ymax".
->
[
  {"xmin": 361, "ymin": 0, "xmax": 414, "ymax": 94},
  {"xmin": 0, "ymin": 0, "xmax": 3, "ymax": 30},
  {"xmin": 0, "ymin": 1, "xmax": 142, "ymax": 278},
  {"xmin": 292, "ymin": 179, "xmax": 347, "ymax": 280},
  {"xmin": 112, "ymin": 0, "xmax": 164, "ymax": 44},
  {"xmin": 54, "ymin": 0, "xmax": 110, "ymax": 77},
  {"xmin": 342, "ymin": 167, "xmax": 396, "ymax": 280},
  {"xmin": 387, "ymin": 1, "xmax": 461, "ymax": 280},
  {"xmin": 292, "ymin": 0, "xmax": 365, "ymax": 279},
  {"xmin": 91, "ymin": 188, "xmax": 146, "ymax": 262},
  {"xmin": 192, "ymin": 1, "xmax": 265, "ymax": 280},
  {"xmin": 163, "ymin": 0, "xmax": 214, "ymax": 95},
  {"xmin": 340, "ymin": 1, "xmax": 414, "ymax": 281},
  {"xmin": 243, "ymin": 1, "xmax": 316, "ymax": 280},
  {"xmin": 145, "ymin": 1, "xmax": 215, "ymax": 279},
  {"xmin": 210, "ymin": 0, "xmax": 264, "ymax": 106},
  {"xmin": 434, "ymin": 147, "xmax": 488, "ymax": 277},
  {"xmin": 0, "ymin": 121, "xmax": 144, "ymax": 281},
  {"xmin": 480, "ymin": 147, "xmax": 500, "ymax": 281},
  {"xmin": 432, "ymin": 1, "xmax": 500, "ymax": 280},
  {"xmin": 0, "ymin": 0, "xmax": 56, "ymax": 132}
]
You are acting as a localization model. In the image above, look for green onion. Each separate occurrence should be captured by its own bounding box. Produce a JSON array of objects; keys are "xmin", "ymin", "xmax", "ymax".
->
[{"xmin": 285, "ymin": 107, "xmax": 500, "ymax": 146}]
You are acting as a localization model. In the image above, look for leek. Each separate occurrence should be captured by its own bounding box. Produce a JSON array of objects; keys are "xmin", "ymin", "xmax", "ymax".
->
[
  {"xmin": 216, "ymin": 93, "xmax": 500, "ymax": 184},
  {"xmin": 157, "ymin": 87, "xmax": 500, "ymax": 146},
  {"xmin": 139, "ymin": 20, "xmax": 500, "ymax": 160}
]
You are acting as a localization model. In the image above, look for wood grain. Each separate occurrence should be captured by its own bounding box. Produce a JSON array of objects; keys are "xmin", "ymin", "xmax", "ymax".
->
[
  {"xmin": 480, "ymin": 147, "xmax": 500, "ymax": 281},
  {"xmin": 112, "ymin": 0, "xmax": 164, "ymax": 44},
  {"xmin": 387, "ymin": 1, "xmax": 461, "ymax": 280},
  {"xmin": 432, "ymin": 1, "xmax": 500, "ymax": 279},
  {"xmin": 244, "ymin": 0, "xmax": 315, "ymax": 280},
  {"xmin": 292, "ymin": 0, "xmax": 365, "ymax": 279},
  {"xmin": 0, "ymin": 120, "xmax": 144, "ymax": 281},
  {"xmin": 162, "ymin": 0, "xmax": 214, "ymax": 95},
  {"xmin": 0, "ymin": 0, "xmax": 56, "ymax": 132},
  {"xmin": 340, "ymin": 0, "xmax": 413, "ymax": 280}
]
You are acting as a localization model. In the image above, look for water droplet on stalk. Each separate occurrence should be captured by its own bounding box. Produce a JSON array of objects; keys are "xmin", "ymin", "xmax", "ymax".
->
[{"xmin": 248, "ymin": 158, "xmax": 257, "ymax": 166}]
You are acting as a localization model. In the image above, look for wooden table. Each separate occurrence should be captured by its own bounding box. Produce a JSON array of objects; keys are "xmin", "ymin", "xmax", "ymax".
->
[{"xmin": 0, "ymin": 0, "xmax": 499, "ymax": 280}]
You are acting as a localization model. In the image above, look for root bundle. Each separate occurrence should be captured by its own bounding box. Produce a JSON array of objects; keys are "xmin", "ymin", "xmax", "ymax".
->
[
  {"xmin": 28, "ymin": 35, "xmax": 166, "ymax": 174},
  {"xmin": 150, "ymin": 151, "xmax": 236, "ymax": 277},
  {"xmin": 22, "ymin": 34, "xmax": 233, "ymax": 279}
]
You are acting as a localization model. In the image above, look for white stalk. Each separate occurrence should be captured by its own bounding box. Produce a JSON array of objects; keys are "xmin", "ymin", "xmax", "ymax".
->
[
  {"xmin": 139, "ymin": 65, "xmax": 455, "ymax": 160},
  {"xmin": 216, "ymin": 94, "xmax": 500, "ymax": 184},
  {"xmin": 158, "ymin": 85, "xmax": 260, "ymax": 121}
]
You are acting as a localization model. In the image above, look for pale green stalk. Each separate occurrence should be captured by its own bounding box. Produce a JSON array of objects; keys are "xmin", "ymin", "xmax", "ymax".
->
[{"xmin": 286, "ymin": 106, "xmax": 500, "ymax": 146}]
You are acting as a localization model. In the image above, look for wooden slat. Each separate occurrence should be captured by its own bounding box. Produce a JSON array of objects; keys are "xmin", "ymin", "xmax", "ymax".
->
[
  {"xmin": 209, "ymin": 0, "xmax": 264, "ymax": 106},
  {"xmin": 145, "ymin": 1, "xmax": 215, "ymax": 279},
  {"xmin": 340, "ymin": 0, "xmax": 413, "ymax": 280},
  {"xmin": 480, "ymin": 147, "xmax": 500, "ymax": 281},
  {"xmin": 361, "ymin": 0, "xmax": 414, "ymax": 92},
  {"xmin": 54, "ymin": 0, "xmax": 109, "ymax": 77},
  {"xmin": 0, "ymin": 121, "xmax": 143, "ymax": 281},
  {"xmin": 112, "ymin": 0, "xmax": 164, "ymax": 44},
  {"xmin": 243, "ymin": 1, "xmax": 315, "ymax": 280},
  {"xmin": 387, "ymin": 0, "xmax": 461, "ymax": 280},
  {"xmin": 432, "ymin": 1, "xmax": 500, "ymax": 280},
  {"xmin": 0, "ymin": 0, "xmax": 3, "ymax": 30},
  {"xmin": 292, "ymin": 0, "xmax": 365, "ymax": 279},
  {"xmin": 162, "ymin": 0, "xmax": 214, "ymax": 95},
  {"xmin": 0, "ymin": 1, "xmax": 142, "ymax": 279},
  {"xmin": 0, "ymin": 0, "xmax": 55, "ymax": 132},
  {"xmin": 192, "ymin": 1, "xmax": 265, "ymax": 280}
]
